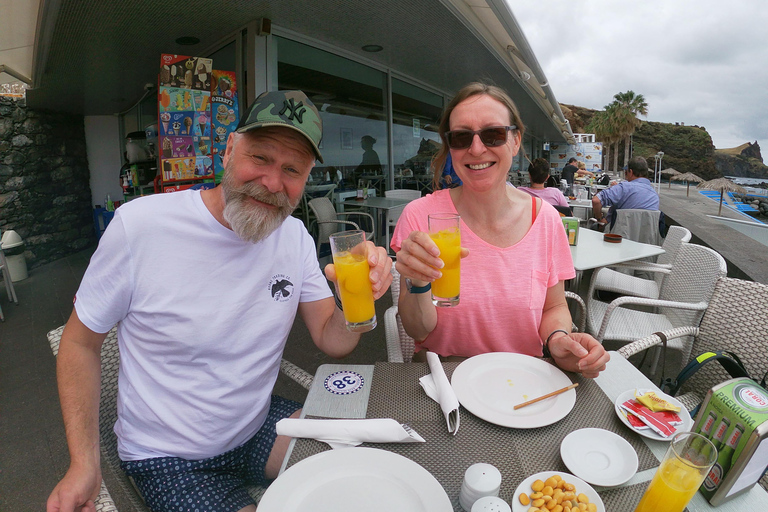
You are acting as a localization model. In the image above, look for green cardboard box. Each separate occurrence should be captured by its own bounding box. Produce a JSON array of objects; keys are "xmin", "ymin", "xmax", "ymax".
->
[
  {"xmin": 693, "ymin": 377, "xmax": 768, "ymax": 505},
  {"xmin": 561, "ymin": 217, "xmax": 579, "ymax": 246}
]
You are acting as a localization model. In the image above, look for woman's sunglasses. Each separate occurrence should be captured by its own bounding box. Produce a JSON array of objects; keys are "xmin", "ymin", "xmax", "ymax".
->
[{"xmin": 445, "ymin": 125, "xmax": 516, "ymax": 149}]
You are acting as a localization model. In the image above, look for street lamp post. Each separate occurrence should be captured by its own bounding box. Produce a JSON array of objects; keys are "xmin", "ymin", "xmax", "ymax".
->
[{"xmin": 653, "ymin": 151, "xmax": 664, "ymax": 193}]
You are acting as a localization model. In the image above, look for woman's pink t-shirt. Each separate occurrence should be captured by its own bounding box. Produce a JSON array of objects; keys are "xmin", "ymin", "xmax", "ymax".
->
[{"xmin": 390, "ymin": 189, "xmax": 576, "ymax": 357}]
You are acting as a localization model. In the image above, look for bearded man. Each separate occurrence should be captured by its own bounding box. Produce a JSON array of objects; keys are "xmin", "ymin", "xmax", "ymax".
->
[{"xmin": 47, "ymin": 91, "xmax": 392, "ymax": 512}]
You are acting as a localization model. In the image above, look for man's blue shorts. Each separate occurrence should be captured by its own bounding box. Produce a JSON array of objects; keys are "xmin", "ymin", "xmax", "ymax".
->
[{"xmin": 121, "ymin": 395, "xmax": 301, "ymax": 512}]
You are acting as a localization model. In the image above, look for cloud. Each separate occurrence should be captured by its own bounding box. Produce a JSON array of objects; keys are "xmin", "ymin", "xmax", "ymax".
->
[{"xmin": 509, "ymin": 0, "xmax": 768, "ymax": 148}]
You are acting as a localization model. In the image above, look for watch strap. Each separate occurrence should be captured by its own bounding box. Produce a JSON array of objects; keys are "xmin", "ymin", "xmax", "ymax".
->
[{"xmin": 406, "ymin": 279, "xmax": 431, "ymax": 294}]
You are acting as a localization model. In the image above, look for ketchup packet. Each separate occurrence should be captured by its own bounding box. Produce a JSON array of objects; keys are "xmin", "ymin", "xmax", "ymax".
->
[
  {"xmin": 620, "ymin": 399, "xmax": 678, "ymax": 437},
  {"xmin": 623, "ymin": 410, "xmax": 650, "ymax": 429}
]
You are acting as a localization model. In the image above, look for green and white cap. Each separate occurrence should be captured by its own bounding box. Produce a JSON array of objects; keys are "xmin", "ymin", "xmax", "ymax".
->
[{"xmin": 236, "ymin": 90, "xmax": 324, "ymax": 163}]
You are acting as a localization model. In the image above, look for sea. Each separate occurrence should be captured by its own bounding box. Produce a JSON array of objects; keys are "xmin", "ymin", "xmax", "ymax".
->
[{"xmin": 726, "ymin": 176, "xmax": 768, "ymax": 185}]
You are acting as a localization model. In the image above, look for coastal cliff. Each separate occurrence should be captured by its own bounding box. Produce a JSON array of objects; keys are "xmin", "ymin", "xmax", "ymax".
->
[{"xmin": 560, "ymin": 104, "xmax": 768, "ymax": 182}]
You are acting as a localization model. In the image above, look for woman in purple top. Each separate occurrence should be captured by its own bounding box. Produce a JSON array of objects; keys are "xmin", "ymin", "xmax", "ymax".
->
[{"xmin": 518, "ymin": 158, "xmax": 570, "ymax": 209}]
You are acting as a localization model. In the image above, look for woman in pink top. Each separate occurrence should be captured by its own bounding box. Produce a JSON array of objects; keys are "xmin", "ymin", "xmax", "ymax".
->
[
  {"xmin": 391, "ymin": 83, "xmax": 608, "ymax": 378},
  {"xmin": 518, "ymin": 157, "xmax": 571, "ymax": 211}
]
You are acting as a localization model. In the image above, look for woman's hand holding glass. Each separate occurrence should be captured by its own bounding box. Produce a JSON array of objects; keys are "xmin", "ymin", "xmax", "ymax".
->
[
  {"xmin": 547, "ymin": 331, "xmax": 610, "ymax": 378},
  {"xmin": 395, "ymin": 230, "xmax": 469, "ymax": 290}
]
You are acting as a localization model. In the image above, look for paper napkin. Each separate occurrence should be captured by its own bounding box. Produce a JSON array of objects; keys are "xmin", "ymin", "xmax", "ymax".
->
[
  {"xmin": 419, "ymin": 351, "xmax": 461, "ymax": 435},
  {"xmin": 275, "ymin": 418, "xmax": 425, "ymax": 449}
]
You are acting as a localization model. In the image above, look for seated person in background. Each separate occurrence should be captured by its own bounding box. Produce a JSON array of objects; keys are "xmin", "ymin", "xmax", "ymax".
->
[
  {"xmin": 518, "ymin": 157, "xmax": 571, "ymax": 211},
  {"xmin": 576, "ymin": 161, "xmax": 595, "ymax": 179},
  {"xmin": 438, "ymin": 153, "xmax": 463, "ymax": 189},
  {"xmin": 391, "ymin": 82, "xmax": 608, "ymax": 378},
  {"xmin": 47, "ymin": 90, "xmax": 393, "ymax": 512},
  {"xmin": 592, "ymin": 155, "xmax": 659, "ymax": 231}
]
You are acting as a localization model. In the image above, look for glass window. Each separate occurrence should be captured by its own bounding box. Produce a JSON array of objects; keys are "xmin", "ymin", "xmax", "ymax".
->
[
  {"xmin": 391, "ymin": 78, "xmax": 443, "ymax": 193},
  {"xmin": 275, "ymin": 37, "xmax": 388, "ymax": 195}
]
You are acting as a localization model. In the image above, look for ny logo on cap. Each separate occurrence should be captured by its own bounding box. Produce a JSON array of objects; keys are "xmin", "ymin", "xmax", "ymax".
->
[{"xmin": 279, "ymin": 98, "xmax": 306, "ymax": 123}]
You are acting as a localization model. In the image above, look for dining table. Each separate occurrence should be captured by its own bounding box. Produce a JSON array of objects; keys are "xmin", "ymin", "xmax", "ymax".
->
[
  {"xmin": 568, "ymin": 228, "xmax": 665, "ymax": 292},
  {"xmin": 277, "ymin": 353, "xmax": 768, "ymax": 511},
  {"xmin": 343, "ymin": 196, "xmax": 412, "ymax": 247}
]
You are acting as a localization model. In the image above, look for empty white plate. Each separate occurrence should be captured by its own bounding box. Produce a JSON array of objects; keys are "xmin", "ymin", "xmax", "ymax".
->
[{"xmin": 560, "ymin": 428, "xmax": 638, "ymax": 487}]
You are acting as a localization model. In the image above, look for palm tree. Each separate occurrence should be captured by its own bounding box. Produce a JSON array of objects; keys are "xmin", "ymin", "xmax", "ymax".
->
[
  {"xmin": 611, "ymin": 91, "xmax": 648, "ymax": 167},
  {"xmin": 586, "ymin": 109, "xmax": 618, "ymax": 172}
]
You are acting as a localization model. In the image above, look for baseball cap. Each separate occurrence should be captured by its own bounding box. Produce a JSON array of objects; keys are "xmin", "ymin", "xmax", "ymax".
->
[{"xmin": 236, "ymin": 90, "xmax": 324, "ymax": 163}]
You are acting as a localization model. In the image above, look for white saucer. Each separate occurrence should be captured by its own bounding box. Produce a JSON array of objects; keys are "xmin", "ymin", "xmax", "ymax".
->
[
  {"xmin": 560, "ymin": 428, "xmax": 638, "ymax": 487},
  {"xmin": 511, "ymin": 471, "xmax": 604, "ymax": 512},
  {"xmin": 613, "ymin": 388, "xmax": 692, "ymax": 441}
]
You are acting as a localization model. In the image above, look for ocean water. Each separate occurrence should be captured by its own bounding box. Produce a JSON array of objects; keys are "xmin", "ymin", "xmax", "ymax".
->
[{"xmin": 726, "ymin": 176, "xmax": 768, "ymax": 185}]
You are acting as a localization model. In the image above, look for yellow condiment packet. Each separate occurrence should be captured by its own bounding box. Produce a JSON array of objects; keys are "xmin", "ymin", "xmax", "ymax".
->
[{"xmin": 634, "ymin": 390, "xmax": 681, "ymax": 413}]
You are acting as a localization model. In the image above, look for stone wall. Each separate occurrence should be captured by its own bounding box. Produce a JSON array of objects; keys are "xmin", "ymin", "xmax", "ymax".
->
[{"xmin": 0, "ymin": 96, "xmax": 95, "ymax": 269}]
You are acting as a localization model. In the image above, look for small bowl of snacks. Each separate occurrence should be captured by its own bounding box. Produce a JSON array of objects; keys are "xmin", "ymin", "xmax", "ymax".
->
[{"xmin": 603, "ymin": 233, "xmax": 622, "ymax": 243}]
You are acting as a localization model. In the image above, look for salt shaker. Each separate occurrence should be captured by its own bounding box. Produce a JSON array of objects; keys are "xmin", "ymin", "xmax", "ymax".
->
[
  {"xmin": 471, "ymin": 496, "xmax": 511, "ymax": 512},
  {"xmin": 459, "ymin": 463, "xmax": 502, "ymax": 512}
]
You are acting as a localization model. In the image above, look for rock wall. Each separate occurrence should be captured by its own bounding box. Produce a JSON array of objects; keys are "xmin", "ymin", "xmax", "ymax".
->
[{"xmin": 0, "ymin": 96, "xmax": 95, "ymax": 269}]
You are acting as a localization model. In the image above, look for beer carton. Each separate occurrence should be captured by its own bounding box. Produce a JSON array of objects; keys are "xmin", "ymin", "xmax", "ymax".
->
[
  {"xmin": 693, "ymin": 377, "xmax": 768, "ymax": 505},
  {"xmin": 561, "ymin": 217, "xmax": 579, "ymax": 246}
]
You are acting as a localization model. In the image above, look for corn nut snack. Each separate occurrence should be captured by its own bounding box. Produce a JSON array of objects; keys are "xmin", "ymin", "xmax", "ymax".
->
[{"xmin": 518, "ymin": 474, "xmax": 598, "ymax": 512}]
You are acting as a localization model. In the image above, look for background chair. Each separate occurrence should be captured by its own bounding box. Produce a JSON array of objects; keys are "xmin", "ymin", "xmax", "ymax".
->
[
  {"xmin": 383, "ymin": 189, "xmax": 421, "ymax": 254},
  {"xmin": 47, "ymin": 325, "xmax": 314, "ymax": 511},
  {"xmin": 298, "ymin": 183, "xmax": 336, "ymax": 227},
  {"xmin": 608, "ymin": 208, "xmax": 662, "ymax": 244},
  {"xmin": 587, "ymin": 242, "xmax": 727, "ymax": 375},
  {"xmin": 384, "ymin": 267, "xmax": 587, "ymax": 362},
  {"xmin": 590, "ymin": 226, "xmax": 692, "ymax": 300},
  {"xmin": 307, "ymin": 197, "xmax": 374, "ymax": 258},
  {"xmin": 618, "ymin": 277, "xmax": 768, "ymax": 416}
]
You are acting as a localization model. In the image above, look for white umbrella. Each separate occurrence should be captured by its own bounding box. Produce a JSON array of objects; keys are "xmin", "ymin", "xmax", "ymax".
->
[
  {"xmin": 671, "ymin": 172, "xmax": 704, "ymax": 197},
  {"xmin": 697, "ymin": 177, "xmax": 747, "ymax": 216}
]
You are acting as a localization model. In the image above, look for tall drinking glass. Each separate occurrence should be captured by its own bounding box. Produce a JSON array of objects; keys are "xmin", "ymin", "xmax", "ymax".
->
[
  {"xmin": 634, "ymin": 432, "xmax": 717, "ymax": 512},
  {"xmin": 428, "ymin": 213, "xmax": 461, "ymax": 307},
  {"xmin": 329, "ymin": 230, "xmax": 376, "ymax": 332}
]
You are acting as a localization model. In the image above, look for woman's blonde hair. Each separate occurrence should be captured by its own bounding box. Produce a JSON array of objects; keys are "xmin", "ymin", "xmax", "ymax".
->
[
  {"xmin": 577, "ymin": 161, "xmax": 586, "ymax": 170},
  {"xmin": 431, "ymin": 82, "xmax": 526, "ymax": 189}
]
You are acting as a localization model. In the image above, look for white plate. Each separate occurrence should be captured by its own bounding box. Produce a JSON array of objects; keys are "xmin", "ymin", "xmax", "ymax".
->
[
  {"xmin": 451, "ymin": 353, "xmax": 576, "ymax": 428},
  {"xmin": 613, "ymin": 388, "xmax": 693, "ymax": 441},
  {"xmin": 258, "ymin": 447, "xmax": 452, "ymax": 512},
  {"xmin": 511, "ymin": 471, "xmax": 605, "ymax": 512},
  {"xmin": 560, "ymin": 428, "xmax": 638, "ymax": 486}
]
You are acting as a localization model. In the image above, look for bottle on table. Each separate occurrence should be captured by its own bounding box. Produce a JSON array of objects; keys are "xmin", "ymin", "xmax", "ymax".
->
[{"xmin": 702, "ymin": 423, "xmax": 745, "ymax": 494}]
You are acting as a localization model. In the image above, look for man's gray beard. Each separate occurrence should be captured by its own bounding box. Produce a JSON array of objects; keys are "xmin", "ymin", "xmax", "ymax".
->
[{"xmin": 221, "ymin": 171, "xmax": 299, "ymax": 243}]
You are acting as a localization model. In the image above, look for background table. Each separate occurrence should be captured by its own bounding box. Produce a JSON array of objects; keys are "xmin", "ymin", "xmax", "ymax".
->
[{"xmin": 343, "ymin": 196, "xmax": 412, "ymax": 247}]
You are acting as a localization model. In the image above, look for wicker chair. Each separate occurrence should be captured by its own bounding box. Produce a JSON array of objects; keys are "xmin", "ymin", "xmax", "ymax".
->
[
  {"xmin": 587, "ymin": 242, "xmax": 727, "ymax": 375},
  {"xmin": 47, "ymin": 325, "xmax": 314, "ymax": 511},
  {"xmin": 617, "ymin": 277, "xmax": 768, "ymax": 493},
  {"xmin": 384, "ymin": 266, "xmax": 587, "ymax": 362},
  {"xmin": 307, "ymin": 197, "xmax": 375, "ymax": 258},
  {"xmin": 590, "ymin": 226, "xmax": 691, "ymax": 300}
]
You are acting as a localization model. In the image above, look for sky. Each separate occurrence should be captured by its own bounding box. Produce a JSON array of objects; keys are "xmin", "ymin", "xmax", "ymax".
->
[{"xmin": 509, "ymin": 0, "xmax": 768, "ymax": 150}]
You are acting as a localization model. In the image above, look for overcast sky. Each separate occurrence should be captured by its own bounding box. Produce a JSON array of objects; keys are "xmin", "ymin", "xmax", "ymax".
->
[{"xmin": 510, "ymin": 1, "xmax": 768, "ymax": 150}]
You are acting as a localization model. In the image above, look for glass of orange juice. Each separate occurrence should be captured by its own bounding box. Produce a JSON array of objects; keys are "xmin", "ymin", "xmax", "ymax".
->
[
  {"xmin": 428, "ymin": 213, "xmax": 461, "ymax": 307},
  {"xmin": 634, "ymin": 432, "xmax": 717, "ymax": 512},
  {"xmin": 329, "ymin": 230, "xmax": 376, "ymax": 332}
]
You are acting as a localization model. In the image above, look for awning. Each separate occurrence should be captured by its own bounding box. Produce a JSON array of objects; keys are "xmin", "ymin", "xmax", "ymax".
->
[{"xmin": 0, "ymin": 0, "xmax": 41, "ymax": 85}]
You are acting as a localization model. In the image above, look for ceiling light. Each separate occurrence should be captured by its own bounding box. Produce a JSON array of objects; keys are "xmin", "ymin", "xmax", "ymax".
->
[
  {"xmin": 176, "ymin": 36, "xmax": 200, "ymax": 46},
  {"xmin": 362, "ymin": 44, "xmax": 383, "ymax": 52}
]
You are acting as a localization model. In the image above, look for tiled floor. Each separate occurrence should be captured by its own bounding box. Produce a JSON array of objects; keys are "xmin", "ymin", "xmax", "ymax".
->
[{"xmin": 0, "ymin": 246, "xmax": 391, "ymax": 510}]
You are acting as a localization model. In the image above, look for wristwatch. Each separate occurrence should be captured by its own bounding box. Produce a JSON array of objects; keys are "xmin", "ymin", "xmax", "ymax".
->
[{"xmin": 405, "ymin": 278, "xmax": 431, "ymax": 294}]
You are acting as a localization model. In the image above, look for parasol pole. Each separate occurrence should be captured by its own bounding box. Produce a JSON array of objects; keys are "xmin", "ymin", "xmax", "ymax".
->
[
  {"xmin": 686, "ymin": 181, "xmax": 690, "ymax": 196},
  {"xmin": 718, "ymin": 189, "xmax": 724, "ymax": 216}
]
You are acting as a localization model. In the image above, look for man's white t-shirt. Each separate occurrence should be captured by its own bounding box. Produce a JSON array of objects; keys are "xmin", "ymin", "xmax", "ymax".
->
[{"xmin": 74, "ymin": 190, "xmax": 331, "ymax": 461}]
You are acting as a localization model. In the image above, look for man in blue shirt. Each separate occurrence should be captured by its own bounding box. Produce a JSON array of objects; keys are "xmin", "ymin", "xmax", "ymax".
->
[{"xmin": 592, "ymin": 156, "xmax": 659, "ymax": 230}]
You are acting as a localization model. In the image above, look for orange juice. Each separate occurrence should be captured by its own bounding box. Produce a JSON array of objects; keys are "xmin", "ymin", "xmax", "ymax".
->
[
  {"xmin": 430, "ymin": 228, "xmax": 461, "ymax": 298},
  {"xmin": 333, "ymin": 252, "xmax": 375, "ymax": 324},
  {"xmin": 635, "ymin": 457, "xmax": 705, "ymax": 512}
]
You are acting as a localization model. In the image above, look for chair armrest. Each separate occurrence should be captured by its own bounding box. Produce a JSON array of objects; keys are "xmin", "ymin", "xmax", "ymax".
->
[
  {"xmin": 564, "ymin": 291, "xmax": 586, "ymax": 333},
  {"xmin": 384, "ymin": 306, "xmax": 404, "ymax": 362},
  {"xmin": 617, "ymin": 326, "xmax": 699, "ymax": 359},
  {"xmin": 309, "ymin": 219, "xmax": 361, "ymax": 238},
  {"xmin": 611, "ymin": 261, "xmax": 672, "ymax": 272},
  {"xmin": 597, "ymin": 297, "xmax": 707, "ymax": 342},
  {"xmin": 279, "ymin": 359, "xmax": 314, "ymax": 390},
  {"xmin": 338, "ymin": 211, "xmax": 376, "ymax": 227}
]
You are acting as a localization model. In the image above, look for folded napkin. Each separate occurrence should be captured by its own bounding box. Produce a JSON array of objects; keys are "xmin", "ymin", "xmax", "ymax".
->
[
  {"xmin": 275, "ymin": 418, "xmax": 425, "ymax": 449},
  {"xmin": 419, "ymin": 351, "xmax": 461, "ymax": 435}
]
